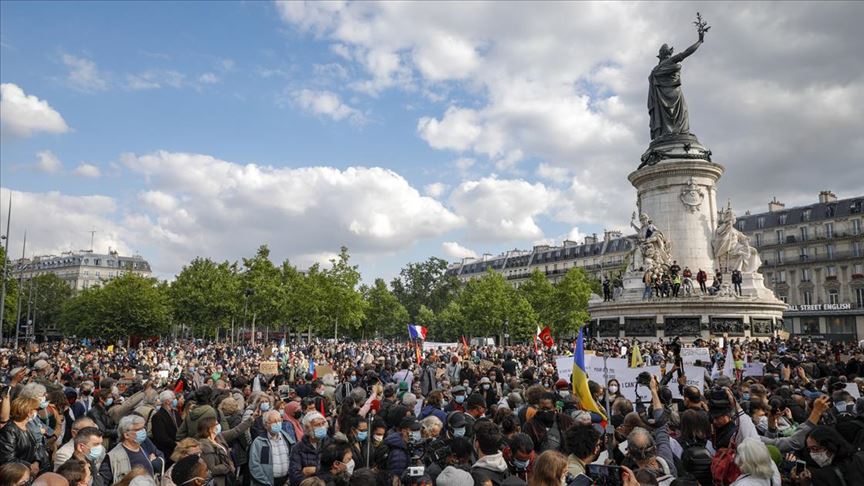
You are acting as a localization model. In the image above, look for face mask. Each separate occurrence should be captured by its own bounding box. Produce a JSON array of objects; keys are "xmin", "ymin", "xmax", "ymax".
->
[
  {"xmin": 463, "ymin": 382, "xmax": 469, "ymax": 388},
  {"xmin": 293, "ymin": 411, "xmax": 302, "ymax": 419},
  {"xmin": 260, "ymin": 403, "xmax": 270, "ymax": 412},
  {"xmin": 410, "ymin": 430, "xmax": 423, "ymax": 443},
  {"xmin": 453, "ymin": 427, "xmax": 465, "ymax": 438},
  {"xmin": 350, "ymin": 376, "xmax": 357, "ymax": 382},
  {"xmin": 373, "ymin": 434, "xmax": 384, "ymax": 444},
  {"xmin": 314, "ymin": 426, "xmax": 328, "ymax": 439},
  {"xmin": 513, "ymin": 459, "xmax": 529, "ymax": 470},
  {"xmin": 455, "ymin": 395, "xmax": 465, "ymax": 404},
  {"xmin": 357, "ymin": 431, "xmax": 368, "ymax": 442},
  {"xmin": 558, "ymin": 390, "xmax": 569, "ymax": 398},
  {"xmin": 270, "ymin": 423, "xmax": 282, "ymax": 434},
  {"xmin": 214, "ymin": 424, "xmax": 222, "ymax": 436},
  {"xmin": 40, "ymin": 399, "xmax": 49, "ymax": 409},
  {"xmin": 835, "ymin": 402, "xmax": 848, "ymax": 412},
  {"xmin": 105, "ymin": 398, "xmax": 114, "ymax": 407},
  {"xmin": 344, "ymin": 459, "xmax": 355, "ymax": 476},
  {"xmin": 87, "ymin": 444, "xmax": 105, "ymax": 461},
  {"xmin": 482, "ymin": 384, "xmax": 490, "ymax": 390},
  {"xmin": 171, "ymin": 399, "xmax": 178, "ymax": 409},
  {"xmin": 536, "ymin": 410, "xmax": 555, "ymax": 427},
  {"xmin": 811, "ymin": 451, "xmax": 832, "ymax": 467},
  {"xmin": 608, "ymin": 386, "xmax": 619, "ymax": 394},
  {"xmin": 742, "ymin": 393, "xmax": 750, "ymax": 401},
  {"xmin": 135, "ymin": 429, "xmax": 147, "ymax": 444}
]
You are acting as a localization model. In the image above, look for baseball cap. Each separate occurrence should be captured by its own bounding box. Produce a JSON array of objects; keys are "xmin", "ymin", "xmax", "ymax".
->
[
  {"xmin": 399, "ymin": 416, "xmax": 422, "ymax": 431},
  {"xmin": 33, "ymin": 359, "xmax": 50, "ymax": 371}
]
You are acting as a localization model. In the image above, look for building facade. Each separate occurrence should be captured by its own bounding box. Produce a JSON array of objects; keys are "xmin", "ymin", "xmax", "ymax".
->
[
  {"xmin": 736, "ymin": 191, "xmax": 864, "ymax": 340},
  {"xmin": 12, "ymin": 249, "xmax": 153, "ymax": 290},
  {"xmin": 445, "ymin": 231, "xmax": 634, "ymax": 285}
]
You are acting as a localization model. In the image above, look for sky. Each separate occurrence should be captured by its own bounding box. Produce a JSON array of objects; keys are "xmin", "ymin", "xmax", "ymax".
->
[{"xmin": 1, "ymin": 1, "xmax": 863, "ymax": 282}]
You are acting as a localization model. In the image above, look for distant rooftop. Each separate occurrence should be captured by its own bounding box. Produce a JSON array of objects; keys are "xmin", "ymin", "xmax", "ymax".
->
[{"xmin": 735, "ymin": 191, "xmax": 864, "ymax": 232}]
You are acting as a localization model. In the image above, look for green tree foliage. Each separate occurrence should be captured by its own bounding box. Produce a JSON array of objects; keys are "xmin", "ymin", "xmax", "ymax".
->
[
  {"xmin": 391, "ymin": 257, "xmax": 460, "ymax": 319},
  {"xmin": 362, "ymin": 278, "xmax": 409, "ymax": 338},
  {"xmin": 456, "ymin": 270, "xmax": 537, "ymax": 340},
  {"xmin": 60, "ymin": 272, "xmax": 170, "ymax": 339},
  {"xmin": 321, "ymin": 246, "xmax": 366, "ymax": 338},
  {"xmin": 518, "ymin": 269, "xmax": 556, "ymax": 329},
  {"xmin": 169, "ymin": 257, "xmax": 239, "ymax": 337},
  {"xmin": 0, "ymin": 246, "xmax": 18, "ymax": 334},
  {"xmin": 552, "ymin": 267, "xmax": 593, "ymax": 336},
  {"xmin": 240, "ymin": 246, "xmax": 284, "ymax": 329},
  {"xmin": 30, "ymin": 273, "xmax": 73, "ymax": 333}
]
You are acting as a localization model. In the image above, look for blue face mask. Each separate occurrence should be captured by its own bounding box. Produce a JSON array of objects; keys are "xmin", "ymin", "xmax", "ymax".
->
[
  {"xmin": 260, "ymin": 403, "xmax": 270, "ymax": 412},
  {"xmin": 270, "ymin": 423, "xmax": 282, "ymax": 434},
  {"xmin": 455, "ymin": 395, "xmax": 465, "ymax": 404},
  {"xmin": 357, "ymin": 431, "xmax": 368, "ymax": 442},
  {"xmin": 836, "ymin": 402, "xmax": 848, "ymax": 412},
  {"xmin": 314, "ymin": 426, "xmax": 328, "ymax": 440},
  {"xmin": 214, "ymin": 424, "xmax": 222, "ymax": 436},
  {"xmin": 350, "ymin": 376, "xmax": 357, "ymax": 383},
  {"xmin": 87, "ymin": 444, "xmax": 105, "ymax": 461},
  {"xmin": 410, "ymin": 430, "xmax": 422, "ymax": 444},
  {"xmin": 453, "ymin": 427, "xmax": 465, "ymax": 438},
  {"xmin": 40, "ymin": 399, "xmax": 49, "ymax": 409},
  {"xmin": 513, "ymin": 459, "xmax": 530, "ymax": 470},
  {"xmin": 105, "ymin": 398, "xmax": 114, "ymax": 407},
  {"xmin": 135, "ymin": 429, "xmax": 147, "ymax": 444},
  {"xmin": 742, "ymin": 393, "xmax": 750, "ymax": 401},
  {"xmin": 171, "ymin": 399, "xmax": 178, "ymax": 409}
]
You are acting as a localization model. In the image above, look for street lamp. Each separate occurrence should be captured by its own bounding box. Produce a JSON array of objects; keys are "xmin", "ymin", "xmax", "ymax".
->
[{"xmin": 242, "ymin": 288, "xmax": 254, "ymax": 342}]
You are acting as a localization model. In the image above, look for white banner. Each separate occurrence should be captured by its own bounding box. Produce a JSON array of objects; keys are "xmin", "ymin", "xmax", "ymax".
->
[
  {"xmin": 422, "ymin": 342, "xmax": 458, "ymax": 351},
  {"xmin": 846, "ymin": 383, "xmax": 861, "ymax": 399},
  {"xmin": 680, "ymin": 347, "xmax": 711, "ymax": 365},
  {"xmin": 556, "ymin": 356, "xmax": 573, "ymax": 382},
  {"xmin": 743, "ymin": 362, "xmax": 764, "ymax": 377},
  {"xmin": 669, "ymin": 366, "xmax": 706, "ymax": 399}
]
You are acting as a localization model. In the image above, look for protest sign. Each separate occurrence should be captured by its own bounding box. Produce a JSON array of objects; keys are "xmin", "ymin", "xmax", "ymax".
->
[
  {"xmin": 743, "ymin": 362, "xmax": 764, "ymax": 377},
  {"xmin": 423, "ymin": 342, "xmax": 458, "ymax": 351},
  {"xmin": 846, "ymin": 383, "xmax": 861, "ymax": 399},
  {"xmin": 556, "ymin": 356, "xmax": 573, "ymax": 382},
  {"xmin": 259, "ymin": 361, "xmax": 279, "ymax": 375},
  {"xmin": 680, "ymin": 347, "xmax": 711, "ymax": 365},
  {"xmin": 669, "ymin": 366, "xmax": 706, "ymax": 400},
  {"xmin": 316, "ymin": 364, "xmax": 335, "ymax": 377}
]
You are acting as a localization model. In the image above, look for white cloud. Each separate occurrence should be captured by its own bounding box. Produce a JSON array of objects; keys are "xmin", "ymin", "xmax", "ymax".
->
[
  {"xmin": 126, "ymin": 70, "xmax": 186, "ymax": 91},
  {"xmin": 219, "ymin": 58, "xmax": 235, "ymax": 72},
  {"xmin": 441, "ymin": 241, "xmax": 477, "ymax": 259},
  {"xmin": 417, "ymin": 107, "xmax": 481, "ymax": 152},
  {"xmin": 423, "ymin": 182, "xmax": 448, "ymax": 198},
  {"xmin": 198, "ymin": 72, "xmax": 220, "ymax": 84},
  {"xmin": 117, "ymin": 150, "xmax": 462, "ymax": 273},
  {"xmin": 0, "ymin": 83, "xmax": 70, "ymax": 140},
  {"xmin": 291, "ymin": 89, "xmax": 365, "ymax": 123},
  {"xmin": 449, "ymin": 176, "xmax": 558, "ymax": 241},
  {"xmin": 62, "ymin": 54, "xmax": 108, "ymax": 92},
  {"xmin": 454, "ymin": 157, "xmax": 476, "ymax": 172},
  {"xmin": 73, "ymin": 163, "xmax": 101, "ymax": 178},
  {"xmin": 565, "ymin": 227, "xmax": 586, "ymax": 243},
  {"xmin": 34, "ymin": 150, "xmax": 63, "ymax": 173}
]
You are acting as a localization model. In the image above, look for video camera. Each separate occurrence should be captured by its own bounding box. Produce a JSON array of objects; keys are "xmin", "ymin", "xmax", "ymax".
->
[
  {"xmin": 707, "ymin": 386, "xmax": 733, "ymax": 416},
  {"xmin": 401, "ymin": 455, "xmax": 428, "ymax": 485}
]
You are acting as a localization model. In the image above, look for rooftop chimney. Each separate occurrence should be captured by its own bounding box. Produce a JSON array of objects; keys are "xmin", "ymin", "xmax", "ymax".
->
[
  {"xmin": 604, "ymin": 229, "xmax": 623, "ymax": 241},
  {"xmin": 584, "ymin": 234, "xmax": 597, "ymax": 245},
  {"xmin": 818, "ymin": 190, "xmax": 837, "ymax": 204},
  {"xmin": 768, "ymin": 197, "xmax": 785, "ymax": 213}
]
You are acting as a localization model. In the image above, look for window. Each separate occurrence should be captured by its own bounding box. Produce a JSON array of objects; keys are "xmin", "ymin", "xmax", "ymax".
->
[
  {"xmin": 801, "ymin": 317, "xmax": 819, "ymax": 334},
  {"xmin": 828, "ymin": 290, "xmax": 839, "ymax": 305},
  {"xmin": 757, "ymin": 216, "xmax": 765, "ymax": 229},
  {"xmin": 826, "ymin": 244, "xmax": 834, "ymax": 259},
  {"xmin": 803, "ymin": 291, "xmax": 813, "ymax": 306},
  {"xmin": 801, "ymin": 268, "xmax": 812, "ymax": 282},
  {"xmin": 777, "ymin": 270, "xmax": 786, "ymax": 283},
  {"xmin": 779, "ymin": 214, "xmax": 787, "ymax": 225},
  {"xmin": 827, "ymin": 316, "xmax": 855, "ymax": 334},
  {"xmin": 853, "ymin": 219, "xmax": 862, "ymax": 235},
  {"xmin": 827, "ymin": 266, "xmax": 837, "ymax": 277},
  {"xmin": 799, "ymin": 247, "xmax": 809, "ymax": 260},
  {"xmin": 776, "ymin": 250, "xmax": 783, "ymax": 264},
  {"xmin": 779, "ymin": 294, "xmax": 788, "ymax": 303},
  {"xmin": 826, "ymin": 205, "xmax": 837, "ymax": 218},
  {"xmin": 853, "ymin": 241, "xmax": 862, "ymax": 258},
  {"xmin": 737, "ymin": 220, "xmax": 746, "ymax": 231},
  {"xmin": 800, "ymin": 227, "xmax": 809, "ymax": 242},
  {"xmin": 855, "ymin": 263, "xmax": 864, "ymax": 275},
  {"xmin": 755, "ymin": 233, "xmax": 762, "ymax": 247},
  {"xmin": 857, "ymin": 288, "xmax": 864, "ymax": 307},
  {"xmin": 802, "ymin": 209, "xmax": 812, "ymax": 222},
  {"xmin": 776, "ymin": 229, "xmax": 784, "ymax": 244},
  {"xmin": 825, "ymin": 223, "xmax": 834, "ymax": 238}
]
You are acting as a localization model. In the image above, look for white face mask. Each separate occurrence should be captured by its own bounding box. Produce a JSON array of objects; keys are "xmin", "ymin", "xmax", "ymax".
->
[
  {"xmin": 811, "ymin": 451, "xmax": 832, "ymax": 467},
  {"xmin": 344, "ymin": 459, "xmax": 355, "ymax": 475},
  {"xmin": 608, "ymin": 385, "xmax": 619, "ymax": 394}
]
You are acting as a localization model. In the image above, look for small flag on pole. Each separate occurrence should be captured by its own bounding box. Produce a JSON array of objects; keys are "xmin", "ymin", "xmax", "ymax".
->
[
  {"xmin": 538, "ymin": 326, "xmax": 554, "ymax": 349},
  {"xmin": 408, "ymin": 324, "xmax": 428, "ymax": 341},
  {"xmin": 630, "ymin": 344, "xmax": 644, "ymax": 368}
]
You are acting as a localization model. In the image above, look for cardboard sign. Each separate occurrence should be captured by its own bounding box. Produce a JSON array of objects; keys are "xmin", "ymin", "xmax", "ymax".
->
[
  {"xmin": 423, "ymin": 342, "xmax": 458, "ymax": 351},
  {"xmin": 556, "ymin": 356, "xmax": 573, "ymax": 382},
  {"xmin": 259, "ymin": 361, "xmax": 279, "ymax": 375},
  {"xmin": 680, "ymin": 347, "xmax": 711, "ymax": 365},
  {"xmin": 743, "ymin": 362, "xmax": 764, "ymax": 377},
  {"xmin": 479, "ymin": 360, "xmax": 495, "ymax": 371},
  {"xmin": 669, "ymin": 366, "xmax": 706, "ymax": 400},
  {"xmin": 316, "ymin": 364, "xmax": 335, "ymax": 377},
  {"xmin": 846, "ymin": 383, "xmax": 861, "ymax": 399}
]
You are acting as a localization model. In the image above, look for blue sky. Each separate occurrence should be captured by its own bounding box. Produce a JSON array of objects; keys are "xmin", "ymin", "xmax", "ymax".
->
[{"xmin": 2, "ymin": 2, "xmax": 863, "ymax": 281}]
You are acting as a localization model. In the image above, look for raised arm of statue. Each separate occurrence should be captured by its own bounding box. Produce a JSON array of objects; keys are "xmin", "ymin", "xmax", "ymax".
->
[{"xmin": 668, "ymin": 38, "xmax": 702, "ymax": 64}]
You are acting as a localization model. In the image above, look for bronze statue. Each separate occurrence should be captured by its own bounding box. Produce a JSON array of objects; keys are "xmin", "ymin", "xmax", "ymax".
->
[{"xmin": 648, "ymin": 13, "xmax": 710, "ymax": 141}]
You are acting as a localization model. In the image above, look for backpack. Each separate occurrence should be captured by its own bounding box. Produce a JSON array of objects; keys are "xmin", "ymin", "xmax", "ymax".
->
[
  {"xmin": 836, "ymin": 415, "xmax": 864, "ymax": 451},
  {"xmin": 334, "ymin": 382, "xmax": 353, "ymax": 405},
  {"xmin": 681, "ymin": 439, "xmax": 713, "ymax": 486},
  {"xmin": 711, "ymin": 429, "xmax": 741, "ymax": 486}
]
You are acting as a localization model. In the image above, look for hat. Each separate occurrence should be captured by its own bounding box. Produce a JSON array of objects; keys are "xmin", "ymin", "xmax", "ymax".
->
[
  {"xmin": 10, "ymin": 366, "xmax": 28, "ymax": 377},
  {"xmin": 399, "ymin": 416, "xmax": 422, "ymax": 431},
  {"xmin": 466, "ymin": 393, "xmax": 486, "ymax": 409},
  {"xmin": 766, "ymin": 444, "xmax": 782, "ymax": 466},
  {"xmin": 451, "ymin": 385, "xmax": 466, "ymax": 395},
  {"xmin": 448, "ymin": 411, "xmax": 467, "ymax": 428},
  {"xmin": 555, "ymin": 379, "xmax": 569, "ymax": 390},
  {"xmin": 33, "ymin": 359, "xmax": 50, "ymax": 371},
  {"xmin": 479, "ymin": 377, "xmax": 491, "ymax": 385}
]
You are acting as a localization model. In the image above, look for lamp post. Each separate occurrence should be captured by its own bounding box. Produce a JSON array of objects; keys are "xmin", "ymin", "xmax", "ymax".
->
[
  {"xmin": 0, "ymin": 195, "xmax": 11, "ymax": 344},
  {"xmin": 242, "ymin": 288, "xmax": 253, "ymax": 343}
]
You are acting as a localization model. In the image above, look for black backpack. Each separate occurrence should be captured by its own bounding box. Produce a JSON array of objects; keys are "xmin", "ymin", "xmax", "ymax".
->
[{"xmin": 681, "ymin": 439, "xmax": 714, "ymax": 486}]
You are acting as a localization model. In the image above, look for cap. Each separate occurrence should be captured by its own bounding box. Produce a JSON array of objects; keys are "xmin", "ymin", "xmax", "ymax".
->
[
  {"xmin": 447, "ymin": 411, "xmax": 467, "ymax": 428},
  {"xmin": 399, "ymin": 416, "xmax": 422, "ymax": 431},
  {"xmin": 33, "ymin": 359, "xmax": 50, "ymax": 371},
  {"xmin": 479, "ymin": 377, "xmax": 491, "ymax": 385},
  {"xmin": 555, "ymin": 379, "xmax": 569, "ymax": 390},
  {"xmin": 451, "ymin": 385, "xmax": 466, "ymax": 394}
]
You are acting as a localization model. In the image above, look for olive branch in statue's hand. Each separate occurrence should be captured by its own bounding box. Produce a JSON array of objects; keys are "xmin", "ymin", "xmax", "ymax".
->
[{"xmin": 694, "ymin": 12, "xmax": 710, "ymax": 41}]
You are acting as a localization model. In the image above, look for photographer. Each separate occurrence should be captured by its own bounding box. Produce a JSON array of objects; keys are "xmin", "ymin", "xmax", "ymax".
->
[
  {"xmin": 760, "ymin": 396, "xmax": 829, "ymax": 454},
  {"xmin": 624, "ymin": 375, "xmax": 677, "ymax": 480},
  {"xmin": 709, "ymin": 387, "xmax": 758, "ymax": 451}
]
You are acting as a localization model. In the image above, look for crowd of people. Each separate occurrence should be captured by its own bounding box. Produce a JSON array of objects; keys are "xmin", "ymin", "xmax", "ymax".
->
[
  {"xmin": 632, "ymin": 263, "xmax": 745, "ymax": 301},
  {"xmin": 2, "ymin": 335, "xmax": 864, "ymax": 486}
]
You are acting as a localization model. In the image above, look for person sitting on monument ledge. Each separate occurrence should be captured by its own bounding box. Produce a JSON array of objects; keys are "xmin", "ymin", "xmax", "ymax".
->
[
  {"xmin": 669, "ymin": 261, "xmax": 681, "ymax": 277},
  {"xmin": 682, "ymin": 266, "xmax": 694, "ymax": 296}
]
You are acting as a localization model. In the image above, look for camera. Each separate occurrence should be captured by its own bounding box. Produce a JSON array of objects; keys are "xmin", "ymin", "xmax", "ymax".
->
[
  {"xmin": 707, "ymin": 387, "xmax": 732, "ymax": 415},
  {"xmin": 637, "ymin": 371, "xmax": 653, "ymax": 387},
  {"xmin": 769, "ymin": 396, "xmax": 787, "ymax": 415},
  {"xmin": 586, "ymin": 464, "xmax": 623, "ymax": 486}
]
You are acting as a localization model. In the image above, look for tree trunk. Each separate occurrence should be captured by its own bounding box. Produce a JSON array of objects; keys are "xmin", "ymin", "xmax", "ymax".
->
[{"xmin": 251, "ymin": 313, "xmax": 257, "ymax": 346}]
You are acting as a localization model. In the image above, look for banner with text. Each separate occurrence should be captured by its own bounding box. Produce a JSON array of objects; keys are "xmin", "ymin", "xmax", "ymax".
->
[{"xmin": 680, "ymin": 347, "xmax": 711, "ymax": 365}]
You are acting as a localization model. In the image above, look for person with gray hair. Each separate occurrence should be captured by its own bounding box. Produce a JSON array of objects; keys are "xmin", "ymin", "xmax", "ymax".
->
[
  {"xmin": 730, "ymin": 438, "xmax": 780, "ymax": 486},
  {"xmin": 625, "ymin": 375, "xmax": 677, "ymax": 480},
  {"xmin": 19, "ymin": 383, "xmax": 56, "ymax": 451},
  {"xmin": 53, "ymin": 417, "xmax": 97, "ymax": 471},
  {"xmin": 289, "ymin": 412, "xmax": 330, "ymax": 486},
  {"xmin": 151, "ymin": 390, "xmax": 182, "ymax": 464},
  {"xmin": 249, "ymin": 410, "xmax": 295, "ymax": 486},
  {"xmin": 99, "ymin": 415, "xmax": 165, "ymax": 486}
]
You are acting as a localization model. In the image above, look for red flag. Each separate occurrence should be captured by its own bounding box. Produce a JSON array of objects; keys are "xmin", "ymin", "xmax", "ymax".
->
[
  {"xmin": 461, "ymin": 335, "xmax": 469, "ymax": 352},
  {"xmin": 538, "ymin": 326, "xmax": 554, "ymax": 349}
]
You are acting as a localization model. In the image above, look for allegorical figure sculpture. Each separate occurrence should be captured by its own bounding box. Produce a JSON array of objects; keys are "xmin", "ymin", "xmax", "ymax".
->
[
  {"xmin": 629, "ymin": 211, "xmax": 673, "ymax": 273},
  {"xmin": 713, "ymin": 203, "xmax": 762, "ymax": 272},
  {"xmin": 648, "ymin": 13, "xmax": 710, "ymax": 141}
]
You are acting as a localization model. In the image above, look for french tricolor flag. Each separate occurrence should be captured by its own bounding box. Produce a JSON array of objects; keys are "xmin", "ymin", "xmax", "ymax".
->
[{"xmin": 407, "ymin": 324, "xmax": 428, "ymax": 341}]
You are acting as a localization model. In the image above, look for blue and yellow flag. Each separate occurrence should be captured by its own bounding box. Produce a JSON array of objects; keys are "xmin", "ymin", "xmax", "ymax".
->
[{"xmin": 572, "ymin": 328, "xmax": 606, "ymax": 420}]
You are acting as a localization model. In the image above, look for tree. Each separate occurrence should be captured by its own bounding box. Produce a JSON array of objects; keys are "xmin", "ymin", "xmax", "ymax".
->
[
  {"xmin": 169, "ymin": 258, "xmax": 240, "ymax": 338},
  {"xmin": 518, "ymin": 269, "xmax": 556, "ymax": 329},
  {"xmin": 552, "ymin": 267, "xmax": 593, "ymax": 336},
  {"xmin": 240, "ymin": 246, "xmax": 284, "ymax": 331},
  {"xmin": 457, "ymin": 270, "xmax": 537, "ymax": 341},
  {"xmin": 0, "ymin": 246, "xmax": 18, "ymax": 335},
  {"xmin": 391, "ymin": 257, "xmax": 460, "ymax": 319},
  {"xmin": 60, "ymin": 272, "xmax": 170, "ymax": 339},
  {"xmin": 415, "ymin": 305, "xmax": 435, "ymax": 335},
  {"xmin": 31, "ymin": 273, "xmax": 73, "ymax": 334},
  {"xmin": 321, "ymin": 247, "xmax": 366, "ymax": 338},
  {"xmin": 362, "ymin": 278, "xmax": 409, "ymax": 338},
  {"xmin": 436, "ymin": 301, "xmax": 465, "ymax": 341}
]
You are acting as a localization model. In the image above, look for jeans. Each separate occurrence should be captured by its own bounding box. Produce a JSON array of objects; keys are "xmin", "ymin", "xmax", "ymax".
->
[{"xmin": 642, "ymin": 285, "xmax": 652, "ymax": 300}]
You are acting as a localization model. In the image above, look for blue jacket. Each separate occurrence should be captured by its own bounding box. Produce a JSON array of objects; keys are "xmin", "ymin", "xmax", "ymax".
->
[
  {"xmin": 288, "ymin": 435, "xmax": 329, "ymax": 486},
  {"xmin": 249, "ymin": 430, "xmax": 296, "ymax": 486},
  {"xmin": 384, "ymin": 430, "xmax": 412, "ymax": 478}
]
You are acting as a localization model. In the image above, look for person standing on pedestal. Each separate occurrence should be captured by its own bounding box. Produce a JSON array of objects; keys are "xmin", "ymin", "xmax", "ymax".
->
[
  {"xmin": 732, "ymin": 270, "xmax": 743, "ymax": 296},
  {"xmin": 642, "ymin": 269, "xmax": 653, "ymax": 300},
  {"xmin": 696, "ymin": 268, "xmax": 708, "ymax": 294}
]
